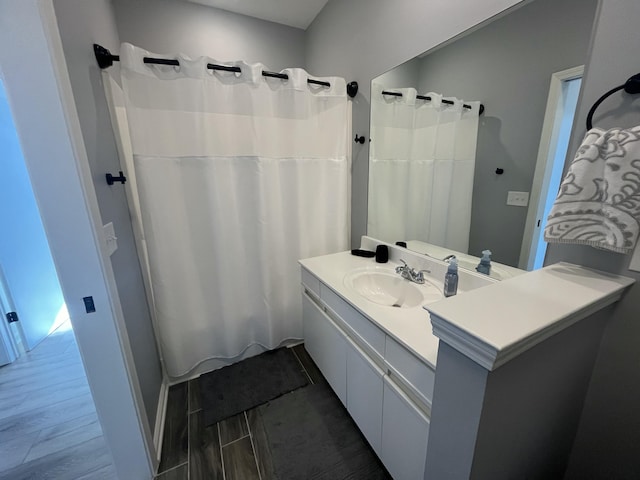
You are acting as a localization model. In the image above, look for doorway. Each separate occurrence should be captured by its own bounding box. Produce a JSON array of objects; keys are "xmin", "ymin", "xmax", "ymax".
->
[
  {"xmin": 0, "ymin": 2, "xmax": 154, "ymax": 477},
  {"xmin": 0, "ymin": 78, "xmax": 68, "ymax": 363},
  {"xmin": 519, "ymin": 66, "xmax": 584, "ymax": 270},
  {"xmin": 0, "ymin": 75, "xmax": 116, "ymax": 477}
]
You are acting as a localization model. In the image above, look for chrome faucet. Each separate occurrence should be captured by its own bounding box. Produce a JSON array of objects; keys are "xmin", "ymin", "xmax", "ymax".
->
[{"xmin": 395, "ymin": 259, "xmax": 431, "ymax": 285}]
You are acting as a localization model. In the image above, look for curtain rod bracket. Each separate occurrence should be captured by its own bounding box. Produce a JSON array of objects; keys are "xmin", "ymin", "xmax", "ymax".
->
[
  {"xmin": 94, "ymin": 44, "xmax": 119, "ymax": 69},
  {"xmin": 347, "ymin": 81, "xmax": 358, "ymax": 98}
]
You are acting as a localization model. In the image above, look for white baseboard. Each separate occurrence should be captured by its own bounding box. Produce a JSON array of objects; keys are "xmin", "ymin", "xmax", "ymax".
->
[{"xmin": 153, "ymin": 378, "xmax": 170, "ymax": 462}]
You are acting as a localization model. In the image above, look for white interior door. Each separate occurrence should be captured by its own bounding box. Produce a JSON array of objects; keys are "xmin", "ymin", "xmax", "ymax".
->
[
  {"xmin": 0, "ymin": 312, "xmax": 17, "ymax": 367},
  {"xmin": 0, "ymin": 263, "xmax": 20, "ymax": 366}
]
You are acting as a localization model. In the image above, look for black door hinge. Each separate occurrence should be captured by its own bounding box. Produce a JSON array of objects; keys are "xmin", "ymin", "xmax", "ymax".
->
[{"xmin": 6, "ymin": 312, "xmax": 19, "ymax": 323}]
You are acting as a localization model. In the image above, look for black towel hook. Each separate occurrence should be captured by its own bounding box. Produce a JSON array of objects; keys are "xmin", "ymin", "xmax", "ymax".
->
[
  {"xmin": 586, "ymin": 73, "xmax": 640, "ymax": 130},
  {"xmin": 106, "ymin": 171, "xmax": 127, "ymax": 185}
]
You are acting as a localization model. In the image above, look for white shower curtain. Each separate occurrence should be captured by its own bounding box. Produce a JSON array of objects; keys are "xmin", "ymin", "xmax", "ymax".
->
[
  {"xmin": 118, "ymin": 43, "xmax": 349, "ymax": 377},
  {"xmin": 367, "ymin": 83, "xmax": 480, "ymax": 253}
]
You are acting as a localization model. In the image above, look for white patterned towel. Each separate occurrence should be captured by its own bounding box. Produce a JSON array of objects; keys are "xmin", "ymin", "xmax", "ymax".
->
[{"xmin": 544, "ymin": 126, "xmax": 640, "ymax": 254}]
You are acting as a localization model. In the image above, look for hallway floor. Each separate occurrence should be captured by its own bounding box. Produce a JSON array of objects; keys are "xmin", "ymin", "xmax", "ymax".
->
[{"xmin": 0, "ymin": 321, "xmax": 116, "ymax": 479}]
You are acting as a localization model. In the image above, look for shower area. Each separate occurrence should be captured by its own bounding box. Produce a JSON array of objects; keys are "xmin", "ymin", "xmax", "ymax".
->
[{"xmin": 99, "ymin": 43, "xmax": 352, "ymax": 380}]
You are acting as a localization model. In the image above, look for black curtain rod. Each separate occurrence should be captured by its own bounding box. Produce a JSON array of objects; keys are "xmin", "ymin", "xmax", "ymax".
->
[
  {"xmin": 382, "ymin": 90, "xmax": 485, "ymax": 115},
  {"xmin": 93, "ymin": 44, "xmax": 341, "ymax": 91}
]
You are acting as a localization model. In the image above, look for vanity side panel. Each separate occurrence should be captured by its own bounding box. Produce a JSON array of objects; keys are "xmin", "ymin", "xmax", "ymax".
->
[
  {"xmin": 424, "ymin": 342, "xmax": 489, "ymax": 480},
  {"xmin": 468, "ymin": 308, "xmax": 609, "ymax": 479}
]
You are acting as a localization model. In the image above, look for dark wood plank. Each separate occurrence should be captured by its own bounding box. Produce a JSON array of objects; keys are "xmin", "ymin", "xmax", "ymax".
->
[
  {"xmin": 222, "ymin": 437, "xmax": 260, "ymax": 480},
  {"xmin": 218, "ymin": 412, "xmax": 249, "ymax": 446},
  {"xmin": 246, "ymin": 409, "xmax": 276, "ymax": 480},
  {"xmin": 291, "ymin": 344, "xmax": 326, "ymax": 385},
  {"xmin": 158, "ymin": 382, "xmax": 189, "ymax": 473},
  {"xmin": 188, "ymin": 377, "xmax": 202, "ymax": 413},
  {"xmin": 189, "ymin": 410, "xmax": 224, "ymax": 480},
  {"xmin": 156, "ymin": 463, "xmax": 188, "ymax": 480}
]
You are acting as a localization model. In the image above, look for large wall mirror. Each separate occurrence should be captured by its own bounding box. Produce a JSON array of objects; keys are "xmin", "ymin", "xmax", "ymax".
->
[{"xmin": 367, "ymin": 0, "xmax": 598, "ymax": 276}]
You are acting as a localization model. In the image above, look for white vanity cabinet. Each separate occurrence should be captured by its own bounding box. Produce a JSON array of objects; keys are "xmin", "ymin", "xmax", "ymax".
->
[
  {"xmin": 301, "ymin": 267, "xmax": 432, "ymax": 480},
  {"xmin": 301, "ymin": 290, "xmax": 347, "ymax": 405},
  {"xmin": 381, "ymin": 376, "xmax": 430, "ymax": 480},
  {"xmin": 346, "ymin": 335, "xmax": 384, "ymax": 456}
]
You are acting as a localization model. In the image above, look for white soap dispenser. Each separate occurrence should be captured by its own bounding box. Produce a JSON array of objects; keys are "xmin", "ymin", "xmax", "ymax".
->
[
  {"xmin": 476, "ymin": 250, "xmax": 492, "ymax": 275},
  {"xmin": 444, "ymin": 258, "xmax": 459, "ymax": 297}
]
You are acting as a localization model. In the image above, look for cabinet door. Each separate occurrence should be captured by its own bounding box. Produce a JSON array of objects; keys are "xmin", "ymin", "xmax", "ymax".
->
[
  {"xmin": 302, "ymin": 291, "xmax": 347, "ymax": 405},
  {"xmin": 381, "ymin": 376, "xmax": 430, "ymax": 480},
  {"xmin": 346, "ymin": 336, "xmax": 384, "ymax": 456}
]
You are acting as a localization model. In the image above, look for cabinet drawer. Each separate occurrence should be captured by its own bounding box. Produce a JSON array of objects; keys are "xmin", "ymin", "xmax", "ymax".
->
[
  {"xmin": 302, "ymin": 292, "xmax": 347, "ymax": 406},
  {"xmin": 301, "ymin": 267, "xmax": 321, "ymax": 298},
  {"xmin": 382, "ymin": 375, "xmax": 430, "ymax": 480},
  {"xmin": 385, "ymin": 336, "xmax": 435, "ymax": 408},
  {"xmin": 321, "ymin": 284, "xmax": 386, "ymax": 359},
  {"xmin": 346, "ymin": 336, "xmax": 384, "ymax": 456}
]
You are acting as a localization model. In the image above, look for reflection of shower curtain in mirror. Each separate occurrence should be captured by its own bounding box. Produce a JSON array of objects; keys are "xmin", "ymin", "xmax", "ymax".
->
[
  {"xmin": 115, "ymin": 43, "xmax": 350, "ymax": 378},
  {"xmin": 368, "ymin": 83, "xmax": 479, "ymax": 253}
]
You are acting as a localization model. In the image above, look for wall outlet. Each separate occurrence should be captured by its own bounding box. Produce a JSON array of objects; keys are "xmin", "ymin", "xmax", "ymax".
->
[
  {"xmin": 507, "ymin": 191, "xmax": 530, "ymax": 207},
  {"xmin": 103, "ymin": 222, "xmax": 118, "ymax": 256}
]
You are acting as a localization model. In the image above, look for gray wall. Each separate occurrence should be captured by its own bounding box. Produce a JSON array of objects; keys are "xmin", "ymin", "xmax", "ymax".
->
[
  {"xmin": 112, "ymin": 0, "xmax": 306, "ymax": 70},
  {"xmin": 415, "ymin": 0, "xmax": 597, "ymax": 265},
  {"xmin": 53, "ymin": 0, "xmax": 162, "ymax": 428},
  {"xmin": 373, "ymin": 56, "xmax": 421, "ymax": 90},
  {"xmin": 305, "ymin": 0, "xmax": 525, "ymax": 247},
  {"xmin": 0, "ymin": 81, "xmax": 65, "ymax": 350},
  {"xmin": 545, "ymin": 1, "xmax": 640, "ymax": 478}
]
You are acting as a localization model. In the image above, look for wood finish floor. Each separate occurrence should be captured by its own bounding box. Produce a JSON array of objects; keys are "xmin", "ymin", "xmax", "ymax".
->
[
  {"xmin": 157, "ymin": 344, "xmax": 326, "ymax": 480},
  {"xmin": 0, "ymin": 321, "xmax": 116, "ymax": 480}
]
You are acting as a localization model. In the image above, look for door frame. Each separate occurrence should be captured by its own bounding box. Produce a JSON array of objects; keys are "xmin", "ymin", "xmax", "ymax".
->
[
  {"xmin": 518, "ymin": 65, "xmax": 584, "ymax": 270},
  {"xmin": 0, "ymin": 1, "xmax": 155, "ymax": 477}
]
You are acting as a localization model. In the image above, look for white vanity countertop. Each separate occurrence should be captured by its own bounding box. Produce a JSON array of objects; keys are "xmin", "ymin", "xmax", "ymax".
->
[
  {"xmin": 300, "ymin": 251, "xmax": 440, "ymax": 369},
  {"xmin": 426, "ymin": 262, "xmax": 635, "ymax": 370}
]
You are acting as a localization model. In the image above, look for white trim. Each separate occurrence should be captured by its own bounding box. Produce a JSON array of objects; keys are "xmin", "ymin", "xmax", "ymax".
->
[
  {"xmin": 38, "ymin": 2, "xmax": 156, "ymax": 469},
  {"xmin": 153, "ymin": 378, "xmax": 170, "ymax": 463},
  {"xmin": 519, "ymin": 65, "xmax": 584, "ymax": 270},
  {"xmin": 430, "ymin": 289, "xmax": 624, "ymax": 371}
]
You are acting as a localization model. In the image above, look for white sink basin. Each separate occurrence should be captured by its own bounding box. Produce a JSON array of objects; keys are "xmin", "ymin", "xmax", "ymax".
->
[{"xmin": 344, "ymin": 267, "xmax": 443, "ymax": 308}]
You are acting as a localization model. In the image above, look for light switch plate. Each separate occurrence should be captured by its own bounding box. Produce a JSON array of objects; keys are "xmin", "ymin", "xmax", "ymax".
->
[
  {"xmin": 103, "ymin": 222, "xmax": 118, "ymax": 256},
  {"xmin": 507, "ymin": 191, "xmax": 530, "ymax": 207}
]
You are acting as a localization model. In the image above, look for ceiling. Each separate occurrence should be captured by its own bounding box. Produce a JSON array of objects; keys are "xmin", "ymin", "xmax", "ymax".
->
[{"xmin": 186, "ymin": 0, "xmax": 330, "ymax": 30}]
